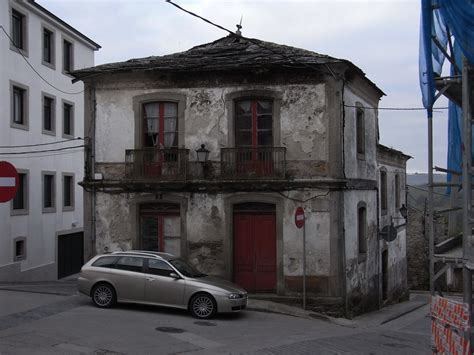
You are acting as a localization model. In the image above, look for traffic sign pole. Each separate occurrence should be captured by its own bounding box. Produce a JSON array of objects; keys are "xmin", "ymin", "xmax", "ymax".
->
[{"xmin": 303, "ymin": 216, "xmax": 306, "ymax": 310}]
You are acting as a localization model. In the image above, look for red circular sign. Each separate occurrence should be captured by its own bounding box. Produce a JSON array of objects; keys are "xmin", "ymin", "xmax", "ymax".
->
[
  {"xmin": 0, "ymin": 161, "xmax": 19, "ymax": 203},
  {"xmin": 295, "ymin": 207, "xmax": 305, "ymax": 229}
]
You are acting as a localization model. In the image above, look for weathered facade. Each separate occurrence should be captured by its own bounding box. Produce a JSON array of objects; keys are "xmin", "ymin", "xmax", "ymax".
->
[{"xmin": 74, "ymin": 35, "xmax": 408, "ymax": 316}]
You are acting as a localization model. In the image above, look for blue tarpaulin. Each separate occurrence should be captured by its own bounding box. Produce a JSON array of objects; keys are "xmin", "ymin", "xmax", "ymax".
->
[{"xmin": 419, "ymin": 0, "xmax": 474, "ymax": 193}]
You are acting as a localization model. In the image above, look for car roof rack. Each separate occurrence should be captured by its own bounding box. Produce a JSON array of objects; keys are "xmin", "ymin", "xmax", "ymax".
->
[{"xmin": 111, "ymin": 250, "xmax": 174, "ymax": 260}]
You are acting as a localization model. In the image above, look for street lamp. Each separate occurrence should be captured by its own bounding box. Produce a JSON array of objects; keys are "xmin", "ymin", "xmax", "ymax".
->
[
  {"xmin": 196, "ymin": 144, "xmax": 210, "ymax": 163},
  {"xmin": 399, "ymin": 204, "xmax": 408, "ymax": 219}
]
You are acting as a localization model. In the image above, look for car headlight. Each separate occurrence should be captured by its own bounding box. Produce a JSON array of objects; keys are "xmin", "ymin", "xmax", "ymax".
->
[{"xmin": 228, "ymin": 293, "xmax": 242, "ymax": 299}]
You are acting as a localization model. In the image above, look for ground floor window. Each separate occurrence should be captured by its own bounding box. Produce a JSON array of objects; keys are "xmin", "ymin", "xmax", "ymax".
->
[{"xmin": 139, "ymin": 203, "xmax": 181, "ymax": 256}]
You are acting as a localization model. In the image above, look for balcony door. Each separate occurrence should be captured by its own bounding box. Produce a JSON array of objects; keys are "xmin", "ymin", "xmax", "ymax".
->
[
  {"xmin": 142, "ymin": 102, "xmax": 178, "ymax": 177},
  {"xmin": 139, "ymin": 203, "xmax": 181, "ymax": 256},
  {"xmin": 235, "ymin": 99, "xmax": 274, "ymax": 175}
]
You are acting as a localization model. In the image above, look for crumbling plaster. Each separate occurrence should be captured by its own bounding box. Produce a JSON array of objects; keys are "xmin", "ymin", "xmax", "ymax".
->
[
  {"xmin": 94, "ymin": 82, "xmax": 328, "ymax": 173},
  {"xmin": 343, "ymin": 86, "xmax": 378, "ymax": 181}
]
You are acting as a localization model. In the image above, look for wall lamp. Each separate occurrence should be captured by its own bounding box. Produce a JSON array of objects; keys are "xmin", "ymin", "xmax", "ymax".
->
[
  {"xmin": 196, "ymin": 144, "xmax": 210, "ymax": 163},
  {"xmin": 391, "ymin": 203, "xmax": 408, "ymax": 223}
]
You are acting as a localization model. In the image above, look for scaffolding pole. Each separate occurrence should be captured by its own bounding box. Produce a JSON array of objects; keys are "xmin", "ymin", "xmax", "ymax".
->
[{"xmin": 461, "ymin": 56, "xmax": 472, "ymax": 346}]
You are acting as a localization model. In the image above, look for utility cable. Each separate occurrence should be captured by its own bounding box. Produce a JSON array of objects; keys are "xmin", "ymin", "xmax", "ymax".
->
[
  {"xmin": 407, "ymin": 184, "xmax": 448, "ymax": 196},
  {"xmin": 0, "ymin": 137, "xmax": 84, "ymax": 149},
  {"xmin": 0, "ymin": 25, "xmax": 84, "ymax": 95},
  {"xmin": 0, "ymin": 145, "xmax": 84, "ymax": 155},
  {"xmin": 274, "ymin": 190, "xmax": 330, "ymax": 203},
  {"xmin": 344, "ymin": 104, "xmax": 449, "ymax": 111},
  {"xmin": 165, "ymin": 0, "xmax": 337, "ymax": 79}
]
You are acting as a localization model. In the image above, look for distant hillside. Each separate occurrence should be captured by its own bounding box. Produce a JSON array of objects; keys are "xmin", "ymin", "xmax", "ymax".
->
[{"xmin": 407, "ymin": 173, "xmax": 446, "ymax": 186}]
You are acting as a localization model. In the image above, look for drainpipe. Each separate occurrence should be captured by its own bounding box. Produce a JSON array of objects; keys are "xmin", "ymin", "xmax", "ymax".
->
[
  {"xmin": 340, "ymin": 78, "xmax": 348, "ymax": 317},
  {"xmin": 90, "ymin": 85, "xmax": 97, "ymax": 253}
]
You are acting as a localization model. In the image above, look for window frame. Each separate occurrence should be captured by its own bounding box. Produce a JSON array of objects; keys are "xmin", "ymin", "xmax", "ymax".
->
[
  {"xmin": 62, "ymin": 37, "xmax": 74, "ymax": 75},
  {"xmin": 357, "ymin": 202, "xmax": 367, "ymax": 256},
  {"xmin": 234, "ymin": 98, "xmax": 274, "ymax": 149},
  {"xmin": 11, "ymin": 169, "xmax": 29, "ymax": 216},
  {"xmin": 133, "ymin": 92, "xmax": 186, "ymax": 149},
  {"xmin": 62, "ymin": 173, "xmax": 75, "ymax": 211},
  {"xmin": 10, "ymin": 6, "xmax": 28, "ymax": 56},
  {"xmin": 62, "ymin": 99, "xmax": 74, "ymax": 138},
  {"xmin": 13, "ymin": 237, "xmax": 26, "ymax": 262},
  {"xmin": 142, "ymin": 101, "xmax": 179, "ymax": 148},
  {"xmin": 380, "ymin": 169, "xmax": 388, "ymax": 215},
  {"xmin": 10, "ymin": 80, "xmax": 29, "ymax": 130},
  {"xmin": 42, "ymin": 171, "xmax": 56, "ymax": 213},
  {"xmin": 395, "ymin": 174, "xmax": 400, "ymax": 209},
  {"xmin": 41, "ymin": 24, "xmax": 55, "ymax": 69},
  {"xmin": 356, "ymin": 104, "xmax": 366, "ymax": 159},
  {"xmin": 225, "ymin": 90, "xmax": 282, "ymax": 148},
  {"xmin": 42, "ymin": 92, "xmax": 56, "ymax": 135}
]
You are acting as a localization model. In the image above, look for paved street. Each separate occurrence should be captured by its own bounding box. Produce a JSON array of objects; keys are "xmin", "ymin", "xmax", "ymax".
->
[{"xmin": 0, "ymin": 284, "xmax": 431, "ymax": 354}]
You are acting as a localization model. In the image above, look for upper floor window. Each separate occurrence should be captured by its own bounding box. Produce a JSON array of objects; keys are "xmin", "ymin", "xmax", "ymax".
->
[
  {"xmin": 42, "ymin": 94, "xmax": 55, "ymax": 134},
  {"xmin": 380, "ymin": 170, "xmax": 387, "ymax": 213},
  {"xmin": 395, "ymin": 174, "xmax": 400, "ymax": 209},
  {"xmin": 63, "ymin": 101, "xmax": 74, "ymax": 137},
  {"xmin": 11, "ymin": 81, "xmax": 29, "ymax": 130},
  {"xmin": 42, "ymin": 172, "xmax": 56, "ymax": 212},
  {"xmin": 356, "ymin": 106, "xmax": 365, "ymax": 156},
  {"xmin": 12, "ymin": 171, "xmax": 28, "ymax": 215},
  {"xmin": 63, "ymin": 174, "xmax": 74, "ymax": 210},
  {"xmin": 11, "ymin": 9, "xmax": 26, "ymax": 50},
  {"xmin": 63, "ymin": 39, "xmax": 73, "ymax": 73},
  {"xmin": 235, "ymin": 99, "xmax": 273, "ymax": 148},
  {"xmin": 143, "ymin": 102, "xmax": 178, "ymax": 148},
  {"xmin": 12, "ymin": 86, "xmax": 26, "ymax": 125},
  {"xmin": 42, "ymin": 27, "xmax": 54, "ymax": 66},
  {"xmin": 358, "ymin": 203, "xmax": 367, "ymax": 254}
]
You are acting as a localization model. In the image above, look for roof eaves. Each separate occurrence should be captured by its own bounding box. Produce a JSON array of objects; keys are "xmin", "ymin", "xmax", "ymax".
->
[{"xmin": 26, "ymin": 0, "xmax": 101, "ymax": 50}]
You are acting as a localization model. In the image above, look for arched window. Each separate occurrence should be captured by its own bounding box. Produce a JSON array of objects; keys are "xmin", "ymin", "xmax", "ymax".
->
[
  {"xmin": 395, "ymin": 174, "xmax": 400, "ymax": 209},
  {"xmin": 358, "ymin": 203, "xmax": 367, "ymax": 254},
  {"xmin": 380, "ymin": 170, "xmax": 387, "ymax": 213},
  {"xmin": 356, "ymin": 104, "xmax": 365, "ymax": 157}
]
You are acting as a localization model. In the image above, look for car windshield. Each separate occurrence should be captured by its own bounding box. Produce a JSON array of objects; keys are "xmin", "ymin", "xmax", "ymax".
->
[{"xmin": 169, "ymin": 258, "xmax": 206, "ymax": 278}]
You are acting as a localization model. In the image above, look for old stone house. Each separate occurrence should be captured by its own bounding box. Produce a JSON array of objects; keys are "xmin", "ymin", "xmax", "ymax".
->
[{"xmin": 73, "ymin": 35, "xmax": 409, "ymax": 316}]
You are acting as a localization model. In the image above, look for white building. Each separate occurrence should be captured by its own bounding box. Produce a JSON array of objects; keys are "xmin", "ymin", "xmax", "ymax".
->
[{"xmin": 0, "ymin": 0, "xmax": 100, "ymax": 281}]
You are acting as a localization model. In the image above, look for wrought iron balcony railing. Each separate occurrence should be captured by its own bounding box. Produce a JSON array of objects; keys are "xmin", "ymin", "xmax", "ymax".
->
[
  {"xmin": 125, "ymin": 148, "xmax": 189, "ymax": 180},
  {"xmin": 221, "ymin": 147, "xmax": 286, "ymax": 179}
]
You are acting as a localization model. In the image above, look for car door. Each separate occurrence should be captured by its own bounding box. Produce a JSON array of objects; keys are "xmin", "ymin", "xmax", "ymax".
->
[
  {"xmin": 144, "ymin": 259, "xmax": 185, "ymax": 307},
  {"xmin": 109, "ymin": 256, "xmax": 145, "ymax": 302}
]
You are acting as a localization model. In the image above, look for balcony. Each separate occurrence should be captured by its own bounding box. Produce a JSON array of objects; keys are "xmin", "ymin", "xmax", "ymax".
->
[
  {"xmin": 221, "ymin": 147, "xmax": 286, "ymax": 179},
  {"xmin": 125, "ymin": 148, "xmax": 189, "ymax": 180}
]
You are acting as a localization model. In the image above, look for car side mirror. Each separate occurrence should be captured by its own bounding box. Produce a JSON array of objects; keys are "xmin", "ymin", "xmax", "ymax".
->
[{"xmin": 169, "ymin": 272, "xmax": 180, "ymax": 279}]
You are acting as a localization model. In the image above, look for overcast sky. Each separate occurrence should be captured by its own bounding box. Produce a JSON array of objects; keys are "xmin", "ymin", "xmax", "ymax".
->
[{"xmin": 39, "ymin": 0, "xmax": 450, "ymax": 173}]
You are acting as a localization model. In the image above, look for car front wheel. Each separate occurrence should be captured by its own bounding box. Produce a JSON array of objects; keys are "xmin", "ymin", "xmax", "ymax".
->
[
  {"xmin": 92, "ymin": 283, "xmax": 116, "ymax": 308},
  {"xmin": 190, "ymin": 293, "xmax": 217, "ymax": 319}
]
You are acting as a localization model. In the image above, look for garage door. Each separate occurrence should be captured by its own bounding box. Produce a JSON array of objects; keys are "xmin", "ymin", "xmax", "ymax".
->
[{"xmin": 57, "ymin": 232, "xmax": 84, "ymax": 279}]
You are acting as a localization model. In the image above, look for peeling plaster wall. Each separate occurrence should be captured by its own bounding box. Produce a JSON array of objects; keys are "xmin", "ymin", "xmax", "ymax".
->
[
  {"xmin": 377, "ymin": 159, "xmax": 409, "ymax": 303},
  {"xmin": 343, "ymin": 190, "xmax": 379, "ymax": 315},
  {"xmin": 343, "ymin": 87, "xmax": 378, "ymax": 181},
  {"xmin": 94, "ymin": 82, "xmax": 328, "ymax": 178},
  {"xmin": 92, "ymin": 189, "xmax": 337, "ymax": 295}
]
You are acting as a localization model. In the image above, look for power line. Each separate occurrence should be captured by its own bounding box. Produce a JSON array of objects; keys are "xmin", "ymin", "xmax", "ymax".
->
[
  {"xmin": 407, "ymin": 184, "xmax": 448, "ymax": 196},
  {"xmin": 0, "ymin": 25, "xmax": 84, "ymax": 95},
  {"xmin": 0, "ymin": 145, "xmax": 84, "ymax": 155},
  {"xmin": 344, "ymin": 104, "xmax": 449, "ymax": 111},
  {"xmin": 0, "ymin": 137, "xmax": 85, "ymax": 149},
  {"xmin": 165, "ymin": 0, "xmax": 337, "ymax": 79}
]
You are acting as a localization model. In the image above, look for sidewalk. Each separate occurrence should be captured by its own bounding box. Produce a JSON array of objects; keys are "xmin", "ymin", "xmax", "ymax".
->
[{"xmin": 0, "ymin": 279, "xmax": 430, "ymax": 328}]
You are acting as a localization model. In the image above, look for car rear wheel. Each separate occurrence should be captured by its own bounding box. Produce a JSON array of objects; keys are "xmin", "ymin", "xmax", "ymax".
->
[
  {"xmin": 92, "ymin": 283, "xmax": 116, "ymax": 308},
  {"xmin": 190, "ymin": 293, "xmax": 217, "ymax": 319}
]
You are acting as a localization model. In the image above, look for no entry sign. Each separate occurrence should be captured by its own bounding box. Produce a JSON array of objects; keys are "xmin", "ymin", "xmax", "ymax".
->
[
  {"xmin": 295, "ymin": 207, "xmax": 305, "ymax": 229},
  {"xmin": 0, "ymin": 161, "xmax": 19, "ymax": 203}
]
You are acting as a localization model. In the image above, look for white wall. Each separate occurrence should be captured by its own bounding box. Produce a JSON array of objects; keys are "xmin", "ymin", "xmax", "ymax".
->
[{"xmin": 0, "ymin": 0, "xmax": 97, "ymax": 281}]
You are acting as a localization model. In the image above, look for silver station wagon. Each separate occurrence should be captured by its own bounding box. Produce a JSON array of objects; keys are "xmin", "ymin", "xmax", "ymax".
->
[{"xmin": 78, "ymin": 251, "xmax": 247, "ymax": 319}]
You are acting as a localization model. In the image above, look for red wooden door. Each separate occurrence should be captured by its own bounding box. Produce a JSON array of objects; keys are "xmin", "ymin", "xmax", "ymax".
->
[{"xmin": 233, "ymin": 213, "xmax": 276, "ymax": 293}]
